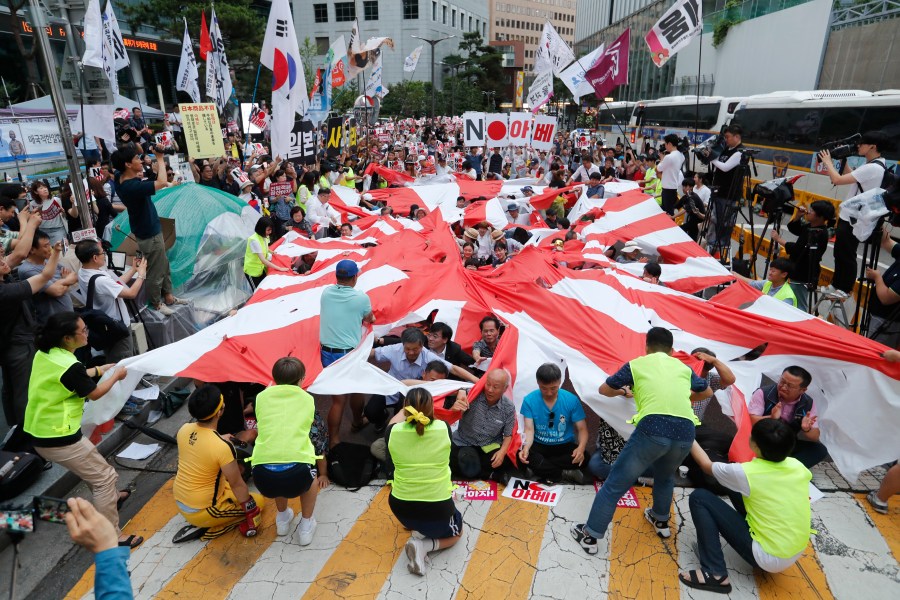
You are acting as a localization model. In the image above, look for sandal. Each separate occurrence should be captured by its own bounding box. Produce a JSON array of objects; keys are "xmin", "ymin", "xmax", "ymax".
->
[
  {"xmin": 118, "ymin": 534, "xmax": 144, "ymax": 549},
  {"xmin": 173, "ymin": 524, "xmax": 208, "ymax": 544},
  {"xmin": 679, "ymin": 569, "xmax": 732, "ymax": 594},
  {"xmin": 116, "ymin": 486, "xmax": 135, "ymax": 510}
]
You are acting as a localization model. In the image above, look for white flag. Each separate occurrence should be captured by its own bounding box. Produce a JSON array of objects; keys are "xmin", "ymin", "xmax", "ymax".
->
[
  {"xmin": 330, "ymin": 35, "xmax": 347, "ymax": 69},
  {"xmin": 260, "ymin": 0, "xmax": 309, "ymax": 158},
  {"xmin": 176, "ymin": 19, "xmax": 201, "ymax": 103},
  {"xmin": 365, "ymin": 51, "xmax": 383, "ymax": 98},
  {"xmin": 559, "ymin": 44, "xmax": 605, "ymax": 100},
  {"xmin": 526, "ymin": 70, "xmax": 554, "ymax": 114},
  {"xmin": 645, "ymin": 0, "xmax": 702, "ymax": 68},
  {"xmin": 404, "ymin": 45, "xmax": 423, "ymax": 73},
  {"xmin": 205, "ymin": 9, "xmax": 233, "ymax": 112},
  {"xmin": 534, "ymin": 21, "xmax": 575, "ymax": 76},
  {"xmin": 102, "ymin": 1, "xmax": 130, "ymax": 71},
  {"xmin": 348, "ymin": 19, "xmax": 362, "ymax": 54},
  {"xmin": 82, "ymin": 0, "xmax": 118, "ymax": 96}
]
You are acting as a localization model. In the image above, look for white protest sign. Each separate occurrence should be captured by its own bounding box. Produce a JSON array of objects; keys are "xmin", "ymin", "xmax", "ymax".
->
[
  {"xmin": 530, "ymin": 115, "xmax": 557, "ymax": 151},
  {"xmin": 486, "ymin": 113, "xmax": 509, "ymax": 147},
  {"xmin": 508, "ymin": 112, "xmax": 532, "ymax": 147},
  {"xmin": 502, "ymin": 478, "xmax": 562, "ymax": 506},
  {"xmin": 463, "ymin": 112, "xmax": 486, "ymax": 147}
]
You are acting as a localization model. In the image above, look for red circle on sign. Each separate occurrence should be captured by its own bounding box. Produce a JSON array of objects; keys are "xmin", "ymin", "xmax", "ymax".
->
[{"xmin": 487, "ymin": 121, "xmax": 507, "ymax": 140}]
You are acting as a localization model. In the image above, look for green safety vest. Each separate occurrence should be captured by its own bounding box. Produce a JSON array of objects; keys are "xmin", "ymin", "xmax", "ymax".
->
[
  {"xmin": 342, "ymin": 167, "xmax": 356, "ymax": 188},
  {"xmin": 318, "ymin": 175, "xmax": 331, "ymax": 190},
  {"xmin": 742, "ymin": 457, "xmax": 814, "ymax": 558},
  {"xmin": 24, "ymin": 348, "xmax": 84, "ymax": 439},
  {"xmin": 645, "ymin": 167, "xmax": 662, "ymax": 203},
  {"xmin": 243, "ymin": 232, "xmax": 269, "ymax": 277},
  {"xmin": 761, "ymin": 280, "xmax": 798, "ymax": 307},
  {"xmin": 629, "ymin": 353, "xmax": 702, "ymax": 426},
  {"xmin": 388, "ymin": 420, "xmax": 453, "ymax": 502},
  {"xmin": 249, "ymin": 385, "xmax": 318, "ymax": 466}
]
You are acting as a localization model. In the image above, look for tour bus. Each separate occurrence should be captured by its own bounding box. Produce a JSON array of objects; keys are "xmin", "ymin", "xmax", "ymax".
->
[
  {"xmin": 728, "ymin": 89, "xmax": 900, "ymax": 202},
  {"xmin": 627, "ymin": 95, "xmax": 743, "ymax": 148},
  {"xmin": 595, "ymin": 101, "xmax": 635, "ymax": 145}
]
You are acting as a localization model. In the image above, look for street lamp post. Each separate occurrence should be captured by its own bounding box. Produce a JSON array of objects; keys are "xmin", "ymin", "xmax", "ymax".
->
[
  {"xmin": 411, "ymin": 34, "xmax": 455, "ymax": 118},
  {"xmin": 439, "ymin": 60, "xmax": 468, "ymax": 116}
]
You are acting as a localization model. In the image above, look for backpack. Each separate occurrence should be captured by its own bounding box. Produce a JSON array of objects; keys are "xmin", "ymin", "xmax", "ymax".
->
[
  {"xmin": 327, "ymin": 442, "xmax": 377, "ymax": 491},
  {"xmin": 858, "ymin": 159, "xmax": 897, "ymax": 194},
  {"xmin": 78, "ymin": 274, "xmax": 130, "ymax": 350}
]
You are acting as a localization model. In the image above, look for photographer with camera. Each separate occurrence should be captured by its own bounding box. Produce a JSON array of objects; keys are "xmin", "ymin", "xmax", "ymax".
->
[
  {"xmin": 705, "ymin": 126, "xmax": 746, "ymax": 255},
  {"xmin": 771, "ymin": 201, "xmax": 835, "ymax": 288},
  {"xmin": 863, "ymin": 228, "xmax": 900, "ymax": 347},
  {"xmin": 658, "ymin": 134, "xmax": 686, "ymax": 216},
  {"xmin": 819, "ymin": 130, "xmax": 892, "ymax": 297}
]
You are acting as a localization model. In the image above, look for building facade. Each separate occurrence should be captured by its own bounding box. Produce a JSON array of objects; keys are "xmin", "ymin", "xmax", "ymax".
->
[
  {"xmin": 296, "ymin": 0, "xmax": 491, "ymax": 89},
  {"xmin": 490, "ymin": 0, "xmax": 577, "ymax": 72}
]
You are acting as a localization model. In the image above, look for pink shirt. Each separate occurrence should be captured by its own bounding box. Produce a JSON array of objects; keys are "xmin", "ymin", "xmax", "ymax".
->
[{"xmin": 749, "ymin": 388, "xmax": 818, "ymax": 427}]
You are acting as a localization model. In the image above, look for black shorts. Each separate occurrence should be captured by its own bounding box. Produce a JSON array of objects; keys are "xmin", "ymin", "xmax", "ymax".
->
[
  {"xmin": 389, "ymin": 494, "xmax": 463, "ymax": 539},
  {"xmin": 252, "ymin": 463, "xmax": 316, "ymax": 498}
]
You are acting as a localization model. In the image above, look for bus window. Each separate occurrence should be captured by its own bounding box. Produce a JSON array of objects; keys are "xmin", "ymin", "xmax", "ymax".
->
[
  {"xmin": 734, "ymin": 107, "xmax": 820, "ymax": 151},
  {"xmin": 816, "ymin": 107, "xmax": 865, "ymax": 148},
  {"xmin": 860, "ymin": 107, "xmax": 900, "ymax": 160}
]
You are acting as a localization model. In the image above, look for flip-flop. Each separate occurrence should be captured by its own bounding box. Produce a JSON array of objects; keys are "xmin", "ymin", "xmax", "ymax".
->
[
  {"xmin": 678, "ymin": 569, "xmax": 732, "ymax": 594},
  {"xmin": 173, "ymin": 524, "xmax": 209, "ymax": 544},
  {"xmin": 118, "ymin": 534, "xmax": 144, "ymax": 549},
  {"xmin": 116, "ymin": 487, "xmax": 134, "ymax": 510}
]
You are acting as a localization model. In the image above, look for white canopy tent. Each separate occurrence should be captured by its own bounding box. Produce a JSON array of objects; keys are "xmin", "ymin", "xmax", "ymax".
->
[{"xmin": 10, "ymin": 94, "xmax": 165, "ymax": 119}]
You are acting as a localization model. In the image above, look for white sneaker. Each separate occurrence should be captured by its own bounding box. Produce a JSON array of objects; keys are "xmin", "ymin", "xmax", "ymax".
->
[
  {"xmin": 275, "ymin": 508, "xmax": 294, "ymax": 537},
  {"xmin": 156, "ymin": 303, "xmax": 175, "ymax": 316},
  {"xmin": 405, "ymin": 537, "xmax": 428, "ymax": 576},
  {"xmin": 297, "ymin": 517, "xmax": 317, "ymax": 546}
]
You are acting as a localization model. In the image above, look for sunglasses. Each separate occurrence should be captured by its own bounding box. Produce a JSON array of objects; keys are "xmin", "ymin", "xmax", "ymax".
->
[{"xmin": 548, "ymin": 411, "xmax": 555, "ymax": 429}]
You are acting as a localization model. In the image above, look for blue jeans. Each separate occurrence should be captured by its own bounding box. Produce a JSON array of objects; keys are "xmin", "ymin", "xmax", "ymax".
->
[
  {"xmin": 689, "ymin": 488, "xmax": 758, "ymax": 577},
  {"xmin": 584, "ymin": 428, "xmax": 692, "ymax": 538},
  {"xmin": 321, "ymin": 348, "xmax": 351, "ymax": 367}
]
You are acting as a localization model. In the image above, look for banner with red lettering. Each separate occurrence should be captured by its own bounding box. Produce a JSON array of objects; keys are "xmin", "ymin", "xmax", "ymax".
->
[
  {"xmin": 530, "ymin": 115, "xmax": 557, "ymax": 151},
  {"xmin": 508, "ymin": 112, "xmax": 532, "ymax": 147},
  {"xmin": 502, "ymin": 478, "xmax": 562, "ymax": 506}
]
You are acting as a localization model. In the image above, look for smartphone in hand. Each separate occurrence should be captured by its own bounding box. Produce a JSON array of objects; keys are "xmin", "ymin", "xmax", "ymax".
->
[{"xmin": 33, "ymin": 495, "xmax": 70, "ymax": 526}]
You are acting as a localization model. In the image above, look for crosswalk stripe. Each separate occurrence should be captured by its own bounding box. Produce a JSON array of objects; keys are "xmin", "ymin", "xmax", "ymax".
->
[
  {"xmin": 64, "ymin": 478, "xmax": 178, "ymax": 600},
  {"xmin": 755, "ymin": 545, "xmax": 833, "ymax": 600},
  {"xmin": 855, "ymin": 492, "xmax": 900, "ymax": 564},
  {"xmin": 154, "ymin": 496, "xmax": 280, "ymax": 599},
  {"xmin": 454, "ymin": 492, "xmax": 548, "ymax": 600},
  {"xmin": 608, "ymin": 486, "xmax": 682, "ymax": 598},
  {"xmin": 301, "ymin": 486, "xmax": 406, "ymax": 599}
]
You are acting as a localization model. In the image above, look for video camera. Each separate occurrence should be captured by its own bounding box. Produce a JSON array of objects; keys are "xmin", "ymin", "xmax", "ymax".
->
[
  {"xmin": 820, "ymin": 133, "xmax": 861, "ymax": 160},
  {"xmin": 753, "ymin": 177, "xmax": 795, "ymax": 217},
  {"xmin": 691, "ymin": 134, "xmax": 726, "ymax": 165}
]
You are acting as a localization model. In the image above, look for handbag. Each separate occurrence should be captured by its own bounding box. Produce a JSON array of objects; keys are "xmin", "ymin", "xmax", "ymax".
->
[
  {"xmin": 0, "ymin": 450, "xmax": 44, "ymax": 502},
  {"xmin": 79, "ymin": 274, "xmax": 130, "ymax": 350}
]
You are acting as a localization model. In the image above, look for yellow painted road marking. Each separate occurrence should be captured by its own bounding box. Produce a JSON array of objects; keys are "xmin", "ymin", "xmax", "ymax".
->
[
  {"xmin": 755, "ymin": 544, "xmax": 834, "ymax": 600},
  {"xmin": 454, "ymin": 491, "xmax": 548, "ymax": 600},
  {"xmin": 608, "ymin": 487, "xmax": 681, "ymax": 599},
  {"xmin": 155, "ymin": 495, "xmax": 281, "ymax": 599},
  {"xmin": 301, "ymin": 486, "xmax": 406, "ymax": 599},
  {"xmin": 855, "ymin": 492, "xmax": 900, "ymax": 564},
  {"xmin": 65, "ymin": 478, "xmax": 178, "ymax": 600}
]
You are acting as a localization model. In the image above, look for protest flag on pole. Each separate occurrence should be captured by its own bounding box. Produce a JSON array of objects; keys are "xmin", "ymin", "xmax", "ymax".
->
[
  {"xmin": 176, "ymin": 18, "xmax": 202, "ymax": 103},
  {"xmin": 584, "ymin": 29, "xmax": 630, "ymax": 100},
  {"xmin": 645, "ymin": 0, "xmax": 702, "ymax": 68}
]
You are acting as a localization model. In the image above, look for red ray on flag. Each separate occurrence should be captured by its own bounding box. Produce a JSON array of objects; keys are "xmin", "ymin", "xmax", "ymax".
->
[{"xmin": 199, "ymin": 12, "xmax": 212, "ymax": 61}]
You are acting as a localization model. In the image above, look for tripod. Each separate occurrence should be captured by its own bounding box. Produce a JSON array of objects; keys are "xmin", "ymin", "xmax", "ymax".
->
[
  {"xmin": 702, "ymin": 159, "xmax": 756, "ymax": 265},
  {"xmin": 4, "ymin": 530, "xmax": 24, "ymax": 600},
  {"xmin": 854, "ymin": 217, "xmax": 888, "ymax": 337}
]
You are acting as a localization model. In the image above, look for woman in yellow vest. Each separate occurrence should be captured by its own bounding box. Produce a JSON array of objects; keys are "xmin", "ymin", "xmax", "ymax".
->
[
  {"xmin": 244, "ymin": 216, "xmax": 290, "ymax": 288},
  {"xmin": 640, "ymin": 154, "xmax": 663, "ymax": 205},
  {"xmin": 249, "ymin": 357, "xmax": 320, "ymax": 546},
  {"xmin": 22, "ymin": 312, "xmax": 139, "ymax": 548},
  {"xmin": 386, "ymin": 388, "xmax": 462, "ymax": 576},
  {"xmin": 679, "ymin": 419, "xmax": 814, "ymax": 594}
]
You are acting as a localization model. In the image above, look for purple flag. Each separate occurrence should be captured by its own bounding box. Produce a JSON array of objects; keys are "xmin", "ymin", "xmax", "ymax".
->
[{"xmin": 584, "ymin": 29, "xmax": 630, "ymax": 100}]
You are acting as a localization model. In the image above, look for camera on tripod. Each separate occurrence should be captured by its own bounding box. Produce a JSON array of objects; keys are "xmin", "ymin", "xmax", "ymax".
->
[
  {"xmin": 820, "ymin": 133, "xmax": 861, "ymax": 160},
  {"xmin": 753, "ymin": 177, "xmax": 795, "ymax": 217},
  {"xmin": 691, "ymin": 134, "xmax": 725, "ymax": 165}
]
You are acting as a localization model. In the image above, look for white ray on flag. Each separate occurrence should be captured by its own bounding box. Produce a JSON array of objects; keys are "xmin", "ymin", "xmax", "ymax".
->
[
  {"xmin": 646, "ymin": 0, "xmax": 703, "ymax": 68},
  {"xmin": 404, "ymin": 45, "xmax": 423, "ymax": 73},
  {"xmin": 261, "ymin": 0, "xmax": 309, "ymax": 158},
  {"xmin": 102, "ymin": 0, "xmax": 130, "ymax": 71},
  {"xmin": 533, "ymin": 21, "xmax": 575, "ymax": 75},
  {"xmin": 559, "ymin": 44, "xmax": 606, "ymax": 100},
  {"xmin": 205, "ymin": 8, "xmax": 234, "ymax": 112},
  {"xmin": 82, "ymin": 0, "xmax": 118, "ymax": 96},
  {"xmin": 176, "ymin": 18, "xmax": 201, "ymax": 103}
]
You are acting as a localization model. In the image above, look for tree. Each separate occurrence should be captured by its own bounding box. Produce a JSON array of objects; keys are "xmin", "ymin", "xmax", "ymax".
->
[
  {"xmin": 379, "ymin": 80, "xmax": 429, "ymax": 117},
  {"xmin": 332, "ymin": 80, "xmax": 359, "ymax": 115},
  {"xmin": 298, "ymin": 37, "xmax": 318, "ymax": 96},
  {"xmin": 445, "ymin": 32, "xmax": 506, "ymax": 107},
  {"xmin": 120, "ymin": 0, "xmax": 266, "ymax": 103}
]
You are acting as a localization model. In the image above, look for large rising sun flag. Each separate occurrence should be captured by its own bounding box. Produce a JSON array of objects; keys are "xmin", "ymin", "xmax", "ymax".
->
[{"xmin": 84, "ymin": 181, "xmax": 900, "ymax": 482}]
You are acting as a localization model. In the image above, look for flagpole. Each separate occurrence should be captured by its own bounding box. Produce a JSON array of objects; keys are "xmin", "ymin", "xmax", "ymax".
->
[{"xmin": 692, "ymin": 28, "xmax": 703, "ymax": 172}]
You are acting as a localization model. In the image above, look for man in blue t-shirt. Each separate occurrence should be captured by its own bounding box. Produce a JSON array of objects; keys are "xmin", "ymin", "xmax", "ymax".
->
[{"xmin": 518, "ymin": 363, "xmax": 589, "ymax": 484}]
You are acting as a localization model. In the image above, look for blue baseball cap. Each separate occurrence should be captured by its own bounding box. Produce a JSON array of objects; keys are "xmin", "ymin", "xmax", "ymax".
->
[{"xmin": 335, "ymin": 259, "xmax": 359, "ymax": 278}]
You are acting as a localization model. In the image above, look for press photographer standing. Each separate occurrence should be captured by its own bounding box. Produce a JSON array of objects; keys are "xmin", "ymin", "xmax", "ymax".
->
[
  {"xmin": 818, "ymin": 131, "xmax": 892, "ymax": 296},
  {"xmin": 708, "ymin": 126, "xmax": 745, "ymax": 253},
  {"xmin": 771, "ymin": 201, "xmax": 835, "ymax": 287}
]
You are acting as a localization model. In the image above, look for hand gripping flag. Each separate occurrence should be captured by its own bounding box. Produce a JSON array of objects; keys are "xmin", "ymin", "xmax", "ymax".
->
[
  {"xmin": 646, "ymin": 0, "xmax": 703, "ymax": 68},
  {"xmin": 261, "ymin": 0, "xmax": 309, "ymax": 158},
  {"xmin": 176, "ymin": 18, "xmax": 201, "ymax": 103}
]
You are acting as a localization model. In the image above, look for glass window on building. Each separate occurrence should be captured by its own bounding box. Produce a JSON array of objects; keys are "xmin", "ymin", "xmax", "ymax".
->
[
  {"xmin": 335, "ymin": 2, "xmax": 356, "ymax": 22},
  {"xmin": 442, "ymin": 5, "xmax": 447, "ymax": 24},
  {"xmin": 433, "ymin": 1, "xmax": 437, "ymax": 21},
  {"xmin": 363, "ymin": 0, "xmax": 379, "ymax": 20},
  {"xmin": 315, "ymin": 37, "xmax": 330, "ymax": 55},
  {"xmin": 469, "ymin": 16, "xmax": 473, "ymax": 31},
  {"xmin": 314, "ymin": 4, "xmax": 328, "ymax": 22},
  {"xmin": 404, "ymin": 0, "xmax": 420, "ymax": 19},
  {"xmin": 452, "ymin": 8, "xmax": 456, "ymax": 27}
]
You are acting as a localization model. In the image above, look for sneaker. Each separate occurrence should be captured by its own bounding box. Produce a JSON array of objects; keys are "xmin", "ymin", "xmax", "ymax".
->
[
  {"xmin": 645, "ymin": 508, "xmax": 671, "ymax": 539},
  {"xmin": 405, "ymin": 537, "xmax": 428, "ymax": 575},
  {"xmin": 168, "ymin": 296, "xmax": 190, "ymax": 305},
  {"xmin": 867, "ymin": 491, "xmax": 889, "ymax": 515},
  {"xmin": 570, "ymin": 523, "xmax": 598, "ymax": 555},
  {"xmin": 297, "ymin": 517, "xmax": 317, "ymax": 546},
  {"xmin": 156, "ymin": 303, "xmax": 175, "ymax": 316},
  {"xmin": 275, "ymin": 508, "xmax": 294, "ymax": 536},
  {"xmin": 561, "ymin": 469, "xmax": 587, "ymax": 485}
]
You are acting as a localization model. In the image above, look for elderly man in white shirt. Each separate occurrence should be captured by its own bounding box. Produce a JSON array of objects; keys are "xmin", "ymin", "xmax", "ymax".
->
[
  {"xmin": 567, "ymin": 154, "xmax": 600, "ymax": 185},
  {"xmin": 305, "ymin": 187, "xmax": 342, "ymax": 238}
]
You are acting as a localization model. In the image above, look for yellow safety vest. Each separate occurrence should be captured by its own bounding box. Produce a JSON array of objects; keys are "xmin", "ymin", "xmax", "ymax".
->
[
  {"xmin": 243, "ymin": 232, "xmax": 269, "ymax": 277},
  {"xmin": 629, "ymin": 353, "xmax": 702, "ymax": 426},
  {"xmin": 249, "ymin": 385, "xmax": 318, "ymax": 466},
  {"xmin": 645, "ymin": 167, "xmax": 662, "ymax": 203},
  {"xmin": 342, "ymin": 167, "xmax": 356, "ymax": 188},
  {"xmin": 761, "ymin": 280, "xmax": 798, "ymax": 307},
  {"xmin": 388, "ymin": 420, "xmax": 453, "ymax": 502},
  {"xmin": 24, "ymin": 348, "xmax": 85, "ymax": 439},
  {"xmin": 742, "ymin": 457, "xmax": 814, "ymax": 558}
]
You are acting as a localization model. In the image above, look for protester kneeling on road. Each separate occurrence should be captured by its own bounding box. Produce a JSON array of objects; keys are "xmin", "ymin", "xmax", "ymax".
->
[
  {"xmin": 249, "ymin": 357, "xmax": 320, "ymax": 545},
  {"xmin": 387, "ymin": 388, "xmax": 462, "ymax": 576},
  {"xmin": 173, "ymin": 385, "xmax": 264, "ymax": 542}
]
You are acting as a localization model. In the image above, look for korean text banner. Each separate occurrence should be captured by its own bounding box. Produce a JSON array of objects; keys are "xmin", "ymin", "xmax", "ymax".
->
[
  {"xmin": 645, "ymin": 0, "xmax": 702, "ymax": 68},
  {"xmin": 179, "ymin": 103, "xmax": 225, "ymax": 159},
  {"xmin": 0, "ymin": 112, "xmax": 78, "ymax": 164}
]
